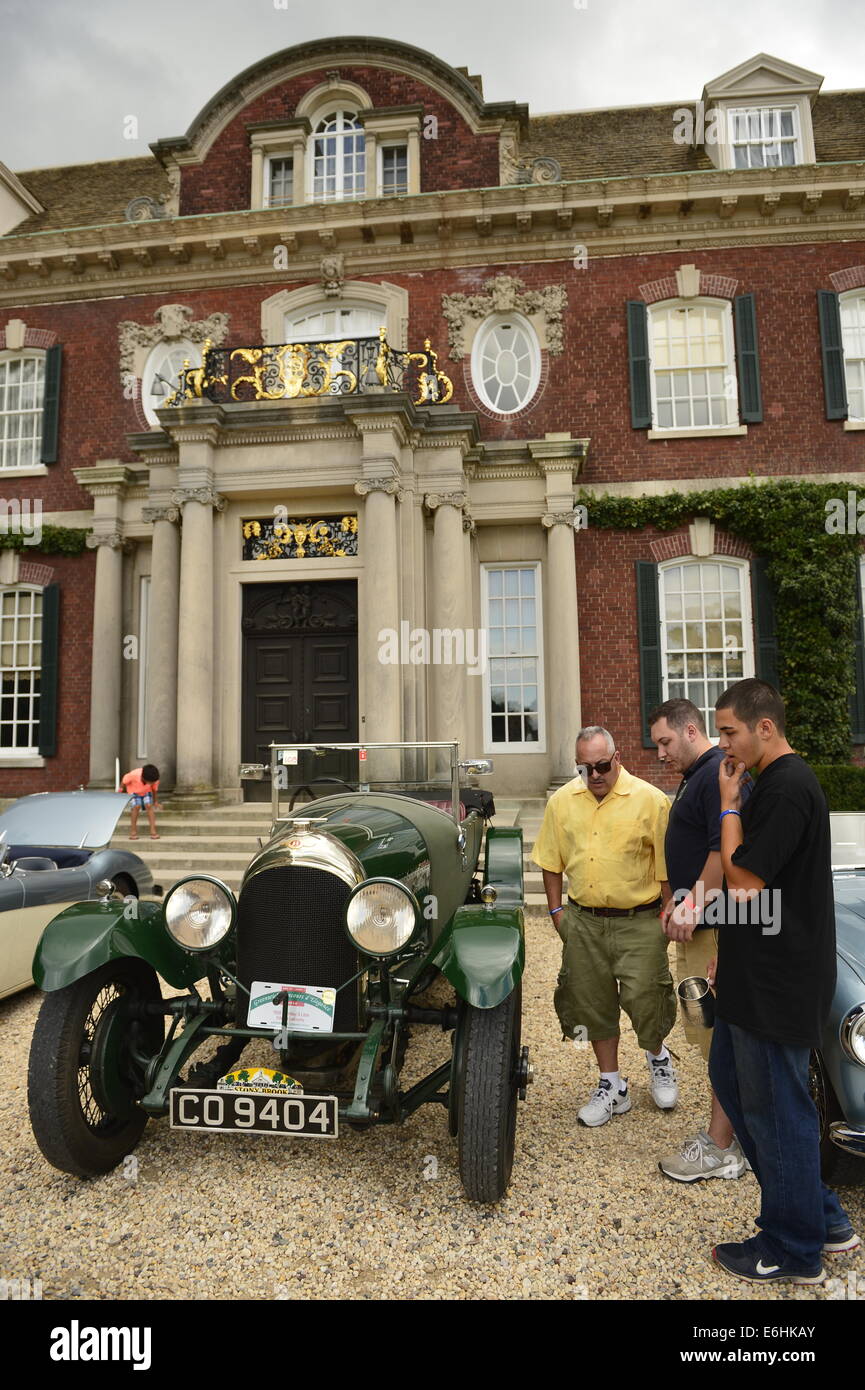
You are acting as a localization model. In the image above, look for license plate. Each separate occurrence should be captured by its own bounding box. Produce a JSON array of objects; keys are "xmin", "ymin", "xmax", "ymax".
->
[{"xmin": 169, "ymin": 1088, "xmax": 338, "ymax": 1139}]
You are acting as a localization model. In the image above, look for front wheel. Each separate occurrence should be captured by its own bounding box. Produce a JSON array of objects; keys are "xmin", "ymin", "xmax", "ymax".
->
[
  {"xmin": 28, "ymin": 959, "xmax": 164, "ymax": 1177},
  {"xmin": 456, "ymin": 985, "xmax": 522, "ymax": 1203}
]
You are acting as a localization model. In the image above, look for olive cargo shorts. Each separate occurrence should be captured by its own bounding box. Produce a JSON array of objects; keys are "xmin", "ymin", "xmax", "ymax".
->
[{"xmin": 554, "ymin": 902, "xmax": 676, "ymax": 1049}]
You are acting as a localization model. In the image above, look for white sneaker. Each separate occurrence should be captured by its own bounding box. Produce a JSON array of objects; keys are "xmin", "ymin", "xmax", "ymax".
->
[
  {"xmin": 659, "ymin": 1131, "xmax": 747, "ymax": 1182},
  {"xmin": 578, "ymin": 1078, "xmax": 631, "ymax": 1127},
  {"xmin": 647, "ymin": 1054, "xmax": 678, "ymax": 1109}
]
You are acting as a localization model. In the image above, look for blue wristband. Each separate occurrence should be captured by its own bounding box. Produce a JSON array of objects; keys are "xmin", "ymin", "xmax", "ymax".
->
[
  {"xmin": 720, "ymin": 809, "xmax": 741, "ymax": 822},
  {"xmin": 550, "ymin": 906, "xmax": 564, "ymax": 916}
]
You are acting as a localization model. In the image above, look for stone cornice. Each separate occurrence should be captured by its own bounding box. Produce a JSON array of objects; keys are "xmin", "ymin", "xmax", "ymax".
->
[
  {"xmin": 72, "ymin": 464, "xmax": 138, "ymax": 497},
  {"xmin": 2, "ymin": 163, "xmax": 864, "ymax": 306}
]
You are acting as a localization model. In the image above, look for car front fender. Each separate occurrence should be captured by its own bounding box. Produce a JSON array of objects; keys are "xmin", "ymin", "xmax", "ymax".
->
[
  {"xmin": 32, "ymin": 899, "xmax": 214, "ymax": 992},
  {"xmin": 432, "ymin": 904, "xmax": 524, "ymax": 1009}
]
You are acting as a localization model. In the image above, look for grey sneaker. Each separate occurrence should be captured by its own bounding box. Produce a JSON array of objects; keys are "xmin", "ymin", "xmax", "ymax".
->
[
  {"xmin": 578, "ymin": 1078, "xmax": 631, "ymax": 1127},
  {"xmin": 647, "ymin": 1054, "xmax": 678, "ymax": 1109},
  {"xmin": 658, "ymin": 1131, "xmax": 747, "ymax": 1182}
]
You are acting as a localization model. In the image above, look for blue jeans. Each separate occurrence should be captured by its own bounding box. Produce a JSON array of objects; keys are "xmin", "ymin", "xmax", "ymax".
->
[{"xmin": 709, "ymin": 1016, "xmax": 849, "ymax": 1267}]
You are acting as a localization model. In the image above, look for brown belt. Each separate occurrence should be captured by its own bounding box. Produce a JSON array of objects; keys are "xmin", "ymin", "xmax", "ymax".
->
[{"xmin": 568, "ymin": 897, "xmax": 662, "ymax": 918}]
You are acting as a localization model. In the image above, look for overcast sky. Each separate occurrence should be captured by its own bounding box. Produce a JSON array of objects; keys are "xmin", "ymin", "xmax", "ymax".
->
[{"xmin": 2, "ymin": 0, "xmax": 863, "ymax": 171}]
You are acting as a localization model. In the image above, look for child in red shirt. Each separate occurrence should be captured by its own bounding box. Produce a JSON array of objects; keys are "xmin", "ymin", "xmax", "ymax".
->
[{"xmin": 120, "ymin": 763, "xmax": 162, "ymax": 839}]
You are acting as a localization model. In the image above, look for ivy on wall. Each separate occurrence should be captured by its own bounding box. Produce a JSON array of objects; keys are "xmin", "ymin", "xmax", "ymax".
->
[
  {"xmin": 575, "ymin": 479, "xmax": 862, "ymax": 763},
  {"xmin": 0, "ymin": 525, "xmax": 88, "ymax": 555}
]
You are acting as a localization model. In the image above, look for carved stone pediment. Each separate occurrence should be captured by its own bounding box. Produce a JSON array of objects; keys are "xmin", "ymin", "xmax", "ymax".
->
[
  {"xmin": 118, "ymin": 304, "xmax": 230, "ymax": 377},
  {"xmin": 441, "ymin": 274, "xmax": 568, "ymax": 361}
]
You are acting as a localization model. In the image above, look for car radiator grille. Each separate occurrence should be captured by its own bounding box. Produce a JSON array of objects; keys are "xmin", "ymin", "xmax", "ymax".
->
[{"xmin": 237, "ymin": 866, "xmax": 357, "ymax": 1033}]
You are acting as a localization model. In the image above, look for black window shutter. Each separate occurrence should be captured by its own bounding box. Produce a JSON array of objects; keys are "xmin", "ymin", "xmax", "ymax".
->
[
  {"xmin": 40, "ymin": 344, "xmax": 62, "ymax": 464},
  {"xmin": 751, "ymin": 558, "xmax": 779, "ymax": 690},
  {"xmin": 851, "ymin": 560, "xmax": 865, "ymax": 743},
  {"xmin": 636, "ymin": 561, "xmax": 662, "ymax": 747},
  {"xmin": 734, "ymin": 293, "xmax": 763, "ymax": 423},
  {"xmin": 626, "ymin": 301, "xmax": 652, "ymax": 429},
  {"xmin": 817, "ymin": 290, "xmax": 848, "ymax": 421},
  {"xmin": 37, "ymin": 584, "xmax": 60, "ymax": 757}
]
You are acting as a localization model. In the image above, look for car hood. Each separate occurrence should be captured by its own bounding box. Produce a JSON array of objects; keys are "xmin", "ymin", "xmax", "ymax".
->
[
  {"xmin": 0, "ymin": 791, "xmax": 132, "ymax": 849},
  {"xmin": 832, "ymin": 872, "xmax": 865, "ymax": 985}
]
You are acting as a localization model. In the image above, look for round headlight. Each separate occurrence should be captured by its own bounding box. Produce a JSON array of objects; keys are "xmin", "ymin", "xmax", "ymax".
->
[
  {"xmin": 346, "ymin": 880, "xmax": 418, "ymax": 956},
  {"xmin": 164, "ymin": 876, "xmax": 235, "ymax": 952},
  {"xmin": 841, "ymin": 1004, "xmax": 865, "ymax": 1066}
]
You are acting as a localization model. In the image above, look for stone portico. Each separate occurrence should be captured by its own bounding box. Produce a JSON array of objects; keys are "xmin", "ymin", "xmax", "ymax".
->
[{"xmin": 74, "ymin": 397, "xmax": 586, "ymax": 802}]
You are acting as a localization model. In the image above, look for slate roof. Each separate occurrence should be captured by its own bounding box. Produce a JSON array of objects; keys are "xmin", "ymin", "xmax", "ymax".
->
[{"xmin": 5, "ymin": 158, "xmax": 171, "ymax": 236}]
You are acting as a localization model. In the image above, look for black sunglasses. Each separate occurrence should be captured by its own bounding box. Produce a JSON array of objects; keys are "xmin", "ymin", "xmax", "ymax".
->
[{"xmin": 579, "ymin": 753, "xmax": 617, "ymax": 777}]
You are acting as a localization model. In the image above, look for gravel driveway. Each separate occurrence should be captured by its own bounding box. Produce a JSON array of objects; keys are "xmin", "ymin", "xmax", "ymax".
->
[{"xmin": 1, "ymin": 909, "xmax": 862, "ymax": 1302}]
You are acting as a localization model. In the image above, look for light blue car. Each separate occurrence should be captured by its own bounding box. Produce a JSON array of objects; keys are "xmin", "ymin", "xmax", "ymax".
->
[{"xmin": 810, "ymin": 817, "xmax": 865, "ymax": 1176}]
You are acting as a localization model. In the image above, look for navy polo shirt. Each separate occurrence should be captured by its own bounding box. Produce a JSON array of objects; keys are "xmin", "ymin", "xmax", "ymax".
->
[{"xmin": 665, "ymin": 747, "xmax": 752, "ymax": 919}]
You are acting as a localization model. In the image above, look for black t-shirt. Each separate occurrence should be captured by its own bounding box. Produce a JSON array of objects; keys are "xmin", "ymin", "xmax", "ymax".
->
[
  {"xmin": 715, "ymin": 753, "xmax": 836, "ymax": 1048},
  {"xmin": 666, "ymin": 747, "xmax": 753, "ymax": 927}
]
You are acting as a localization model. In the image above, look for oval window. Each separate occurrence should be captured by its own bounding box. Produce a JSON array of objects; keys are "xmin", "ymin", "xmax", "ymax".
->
[
  {"xmin": 141, "ymin": 339, "xmax": 201, "ymax": 426},
  {"xmin": 471, "ymin": 314, "xmax": 540, "ymax": 414}
]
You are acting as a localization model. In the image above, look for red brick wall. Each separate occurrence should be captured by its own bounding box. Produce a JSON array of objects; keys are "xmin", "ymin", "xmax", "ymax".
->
[
  {"xmin": 178, "ymin": 65, "xmax": 501, "ymax": 216},
  {"xmin": 0, "ymin": 549, "xmax": 94, "ymax": 798}
]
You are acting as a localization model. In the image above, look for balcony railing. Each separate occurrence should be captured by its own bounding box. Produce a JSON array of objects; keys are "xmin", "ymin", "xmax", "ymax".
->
[{"xmin": 165, "ymin": 329, "xmax": 453, "ymax": 409}]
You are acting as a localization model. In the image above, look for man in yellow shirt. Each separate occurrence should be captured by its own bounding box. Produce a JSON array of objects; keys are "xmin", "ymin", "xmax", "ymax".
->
[{"xmin": 533, "ymin": 725, "xmax": 677, "ymax": 1126}]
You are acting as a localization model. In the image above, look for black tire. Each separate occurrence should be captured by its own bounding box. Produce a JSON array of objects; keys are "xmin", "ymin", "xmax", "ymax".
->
[
  {"xmin": 809, "ymin": 1048, "xmax": 841, "ymax": 1180},
  {"xmin": 108, "ymin": 874, "xmax": 137, "ymax": 900},
  {"xmin": 456, "ymin": 984, "xmax": 521, "ymax": 1203},
  {"xmin": 28, "ymin": 959, "xmax": 164, "ymax": 1178}
]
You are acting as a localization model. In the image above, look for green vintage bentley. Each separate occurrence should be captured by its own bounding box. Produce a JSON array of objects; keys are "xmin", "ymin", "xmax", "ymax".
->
[{"xmin": 27, "ymin": 743, "xmax": 530, "ymax": 1203}]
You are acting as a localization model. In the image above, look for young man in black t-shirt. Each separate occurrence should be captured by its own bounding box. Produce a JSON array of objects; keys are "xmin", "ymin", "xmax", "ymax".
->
[{"xmin": 709, "ymin": 678, "xmax": 857, "ymax": 1284}]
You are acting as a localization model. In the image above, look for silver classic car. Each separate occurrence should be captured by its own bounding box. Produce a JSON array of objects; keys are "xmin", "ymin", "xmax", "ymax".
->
[{"xmin": 0, "ymin": 791, "xmax": 159, "ymax": 998}]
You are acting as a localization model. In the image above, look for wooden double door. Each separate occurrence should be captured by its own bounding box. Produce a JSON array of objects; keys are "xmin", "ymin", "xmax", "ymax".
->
[{"xmin": 241, "ymin": 581, "xmax": 358, "ymax": 800}]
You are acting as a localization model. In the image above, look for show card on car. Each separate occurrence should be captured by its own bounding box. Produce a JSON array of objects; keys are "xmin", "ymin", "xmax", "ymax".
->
[{"xmin": 247, "ymin": 981, "xmax": 336, "ymax": 1033}]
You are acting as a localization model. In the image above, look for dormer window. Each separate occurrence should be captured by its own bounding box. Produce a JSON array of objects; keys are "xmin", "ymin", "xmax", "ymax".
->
[
  {"xmin": 379, "ymin": 144, "xmax": 409, "ymax": 196},
  {"xmin": 265, "ymin": 157, "xmax": 294, "ymax": 208},
  {"xmin": 311, "ymin": 111, "xmax": 366, "ymax": 202},
  {"xmin": 729, "ymin": 106, "xmax": 800, "ymax": 168}
]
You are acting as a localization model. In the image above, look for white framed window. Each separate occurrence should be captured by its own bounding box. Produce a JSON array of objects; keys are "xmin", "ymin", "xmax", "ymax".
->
[
  {"xmin": 379, "ymin": 143, "xmax": 408, "ymax": 196},
  {"xmin": 0, "ymin": 585, "xmax": 42, "ymax": 753},
  {"xmin": 310, "ymin": 111, "xmax": 366, "ymax": 202},
  {"xmin": 649, "ymin": 300, "xmax": 738, "ymax": 430},
  {"xmin": 137, "ymin": 576, "xmax": 150, "ymax": 760},
  {"xmin": 265, "ymin": 156, "xmax": 293, "ymax": 208},
  {"xmin": 659, "ymin": 559, "xmax": 754, "ymax": 735},
  {"xmin": 283, "ymin": 304, "xmax": 385, "ymax": 343},
  {"xmin": 728, "ymin": 106, "xmax": 800, "ymax": 168},
  {"xmin": 482, "ymin": 563, "xmax": 545, "ymax": 752},
  {"xmin": 841, "ymin": 291, "xmax": 865, "ymax": 422},
  {"xmin": 471, "ymin": 314, "xmax": 541, "ymax": 415},
  {"xmin": 0, "ymin": 352, "xmax": 45, "ymax": 471},
  {"xmin": 141, "ymin": 339, "xmax": 201, "ymax": 427}
]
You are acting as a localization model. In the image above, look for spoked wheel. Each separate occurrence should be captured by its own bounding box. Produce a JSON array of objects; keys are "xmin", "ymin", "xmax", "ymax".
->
[
  {"xmin": 455, "ymin": 984, "xmax": 523, "ymax": 1203},
  {"xmin": 28, "ymin": 959, "xmax": 164, "ymax": 1177},
  {"xmin": 808, "ymin": 1048, "xmax": 841, "ymax": 1180}
]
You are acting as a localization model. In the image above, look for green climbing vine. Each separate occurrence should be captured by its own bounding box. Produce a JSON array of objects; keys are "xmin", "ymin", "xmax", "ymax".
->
[
  {"xmin": 575, "ymin": 478, "xmax": 862, "ymax": 763},
  {"xmin": 0, "ymin": 524, "xmax": 88, "ymax": 555}
]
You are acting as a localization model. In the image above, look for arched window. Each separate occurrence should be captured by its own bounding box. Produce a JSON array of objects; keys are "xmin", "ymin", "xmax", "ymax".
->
[
  {"xmin": 141, "ymin": 339, "xmax": 201, "ymax": 427},
  {"xmin": 649, "ymin": 300, "xmax": 738, "ymax": 430},
  {"xmin": 841, "ymin": 291, "xmax": 865, "ymax": 422},
  {"xmin": 0, "ymin": 585, "xmax": 42, "ymax": 752},
  {"xmin": 284, "ymin": 305, "xmax": 384, "ymax": 343},
  {"xmin": 471, "ymin": 314, "xmax": 540, "ymax": 415},
  {"xmin": 658, "ymin": 559, "xmax": 754, "ymax": 734},
  {"xmin": 310, "ymin": 111, "xmax": 366, "ymax": 202},
  {"xmin": 0, "ymin": 352, "xmax": 46, "ymax": 470}
]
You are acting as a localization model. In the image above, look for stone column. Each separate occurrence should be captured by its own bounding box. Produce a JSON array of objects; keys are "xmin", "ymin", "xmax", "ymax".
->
[
  {"xmin": 85, "ymin": 532, "xmax": 126, "ymax": 787},
  {"xmin": 542, "ymin": 510, "xmax": 583, "ymax": 783},
  {"xmin": 172, "ymin": 483, "xmax": 224, "ymax": 803},
  {"xmin": 426, "ymin": 490, "xmax": 469, "ymax": 746},
  {"xmin": 355, "ymin": 477, "xmax": 402, "ymax": 750},
  {"xmin": 142, "ymin": 503, "xmax": 181, "ymax": 789}
]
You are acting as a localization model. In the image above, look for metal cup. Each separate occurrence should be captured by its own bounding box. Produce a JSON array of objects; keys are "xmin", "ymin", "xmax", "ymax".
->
[{"xmin": 677, "ymin": 975, "xmax": 715, "ymax": 1030}]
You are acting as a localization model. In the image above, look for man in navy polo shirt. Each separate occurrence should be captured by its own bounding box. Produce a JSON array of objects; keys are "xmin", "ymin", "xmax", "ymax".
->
[{"xmin": 650, "ymin": 698, "xmax": 750, "ymax": 1182}]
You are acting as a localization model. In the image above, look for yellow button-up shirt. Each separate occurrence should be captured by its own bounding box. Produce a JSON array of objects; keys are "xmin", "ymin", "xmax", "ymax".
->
[{"xmin": 531, "ymin": 766, "xmax": 670, "ymax": 909}]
